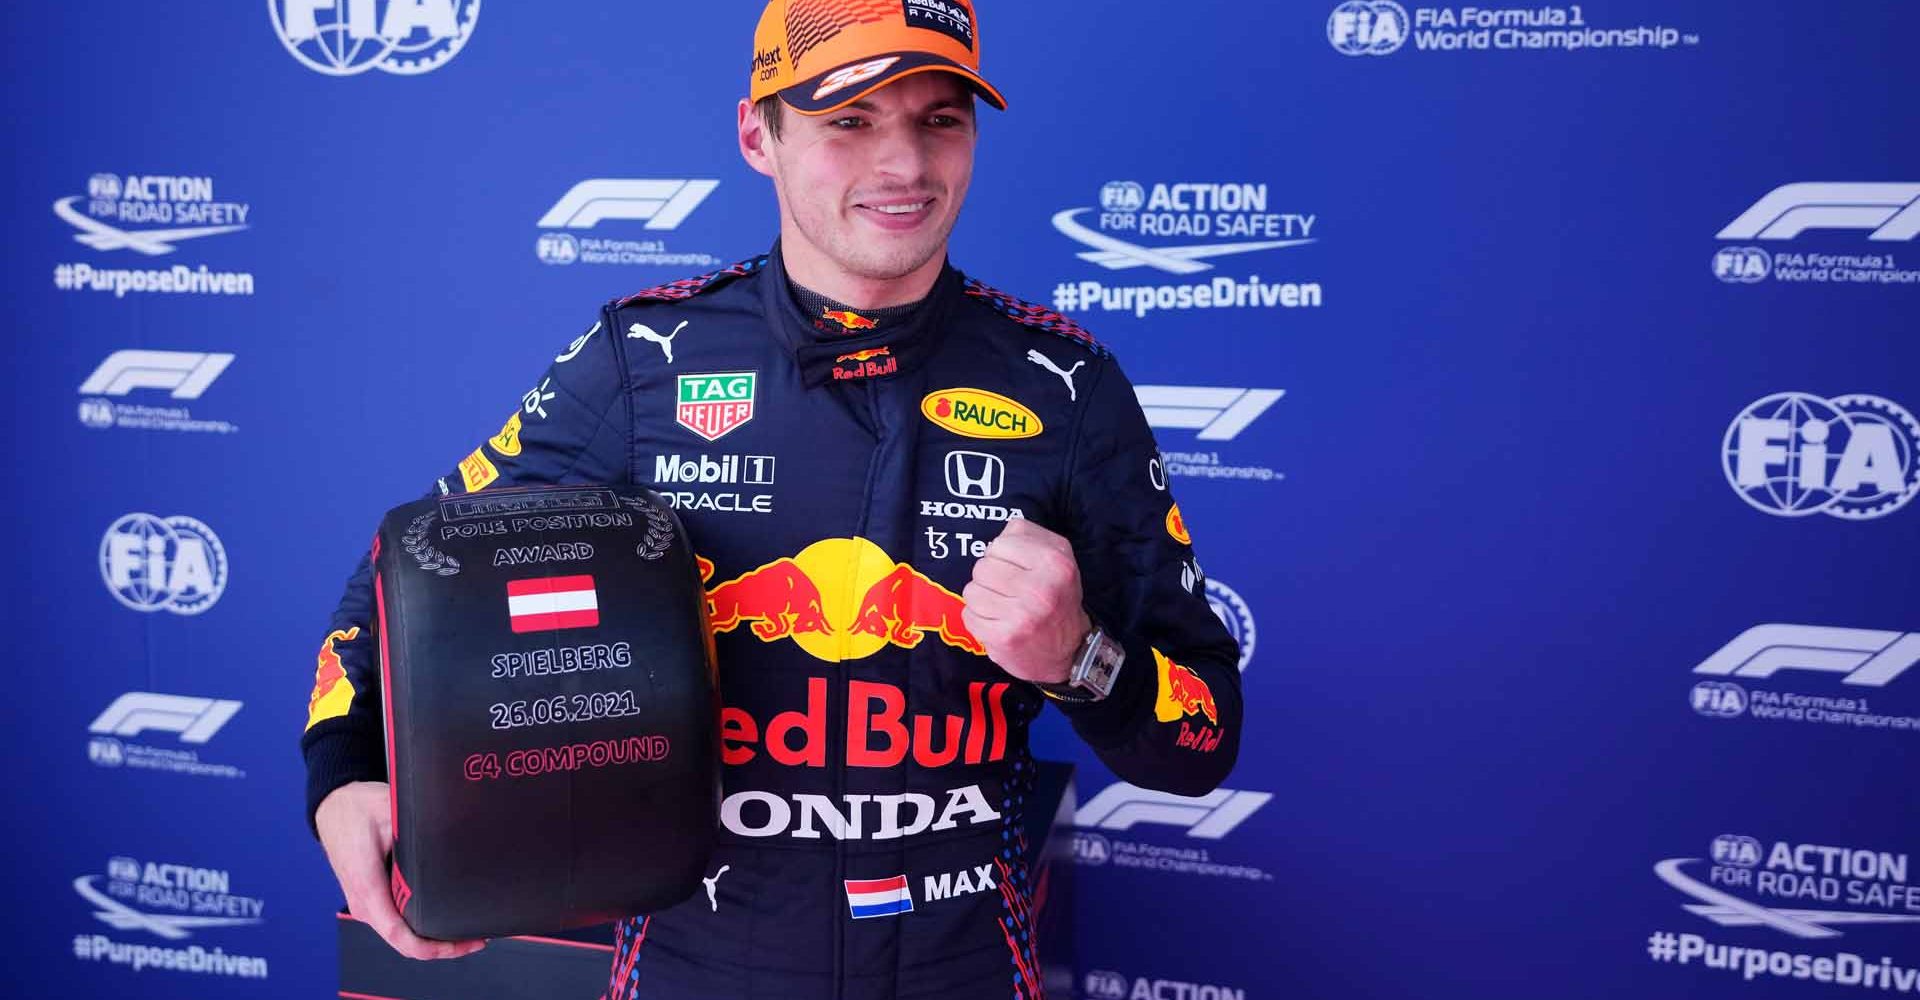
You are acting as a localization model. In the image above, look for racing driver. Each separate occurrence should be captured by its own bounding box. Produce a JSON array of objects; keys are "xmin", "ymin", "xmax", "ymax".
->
[{"xmin": 301, "ymin": 1, "xmax": 1245, "ymax": 997}]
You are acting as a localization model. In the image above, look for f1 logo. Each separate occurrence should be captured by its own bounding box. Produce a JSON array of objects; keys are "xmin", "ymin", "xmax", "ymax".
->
[
  {"xmin": 1717, "ymin": 183, "xmax": 1920, "ymax": 242},
  {"xmin": 537, "ymin": 179, "xmax": 720, "ymax": 231},
  {"xmin": 88, "ymin": 692, "xmax": 242, "ymax": 744},
  {"xmin": 78, "ymin": 351, "xmax": 234, "ymax": 399},
  {"xmin": 1135, "ymin": 386, "xmax": 1284, "ymax": 441},
  {"xmin": 1693, "ymin": 625, "xmax": 1920, "ymax": 687},
  {"xmin": 944, "ymin": 451, "xmax": 1004, "ymax": 500},
  {"xmin": 1074, "ymin": 781, "xmax": 1271, "ymax": 840}
]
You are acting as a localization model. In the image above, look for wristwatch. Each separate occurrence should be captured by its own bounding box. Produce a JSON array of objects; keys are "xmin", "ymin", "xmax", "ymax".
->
[{"xmin": 1036, "ymin": 619, "xmax": 1126, "ymax": 704}]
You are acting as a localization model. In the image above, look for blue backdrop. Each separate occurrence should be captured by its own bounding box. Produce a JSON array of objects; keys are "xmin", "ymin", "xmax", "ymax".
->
[{"xmin": 9, "ymin": 2, "xmax": 1918, "ymax": 998}]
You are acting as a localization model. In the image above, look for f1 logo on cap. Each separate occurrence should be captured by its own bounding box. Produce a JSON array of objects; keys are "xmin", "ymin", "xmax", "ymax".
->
[{"xmin": 814, "ymin": 56, "xmax": 901, "ymax": 101}]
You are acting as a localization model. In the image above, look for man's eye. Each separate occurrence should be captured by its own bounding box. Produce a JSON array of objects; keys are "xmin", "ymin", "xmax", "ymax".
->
[{"xmin": 830, "ymin": 116, "xmax": 865, "ymax": 129}]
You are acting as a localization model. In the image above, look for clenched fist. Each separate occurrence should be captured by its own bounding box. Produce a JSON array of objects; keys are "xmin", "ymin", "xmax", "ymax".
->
[{"xmin": 961, "ymin": 518, "xmax": 1091, "ymax": 685}]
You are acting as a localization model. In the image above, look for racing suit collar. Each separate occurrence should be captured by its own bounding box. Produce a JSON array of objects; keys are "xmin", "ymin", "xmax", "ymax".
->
[{"xmin": 763, "ymin": 240, "xmax": 960, "ymax": 389}]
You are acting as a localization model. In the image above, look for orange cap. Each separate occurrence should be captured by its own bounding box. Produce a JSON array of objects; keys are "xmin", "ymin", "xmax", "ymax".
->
[{"xmin": 750, "ymin": 0, "xmax": 1008, "ymax": 115}]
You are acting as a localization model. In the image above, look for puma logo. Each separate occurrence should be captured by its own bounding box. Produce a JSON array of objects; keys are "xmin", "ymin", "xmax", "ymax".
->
[
  {"xmin": 1026, "ymin": 349, "xmax": 1086, "ymax": 402},
  {"xmin": 628, "ymin": 320, "xmax": 689, "ymax": 364},
  {"xmin": 702, "ymin": 864, "xmax": 731, "ymax": 912}
]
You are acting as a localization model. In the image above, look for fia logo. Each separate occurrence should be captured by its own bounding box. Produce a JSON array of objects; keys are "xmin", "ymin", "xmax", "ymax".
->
[
  {"xmin": 536, "ymin": 232, "xmax": 579, "ymax": 265},
  {"xmin": 1084, "ymin": 971, "xmax": 1129, "ymax": 1000},
  {"xmin": 88, "ymin": 738, "xmax": 125, "ymax": 767},
  {"xmin": 1712, "ymin": 835, "xmax": 1763, "ymax": 868},
  {"xmin": 99, "ymin": 514, "xmax": 228, "ymax": 615},
  {"xmin": 1328, "ymin": 1, "xmax": 1409, "ymax": 56},
  {"xmin": 1070, "ymin": 831, "xmax": 1111, "ymax": 866},
  {"xmin": 270, "ymin": 0, "xmax": 480, "ymax": 77},
  {"xmin": 1713, "ymin": 246, "xmax": 1771, "ymax": 284},
  {"xmin": 1723, "ymin": 393, "xmax": 1919, "ymax": 520},
  {"xmin": 1691, "ymin": 681, "xmax": 1748, "ymax": 719}
]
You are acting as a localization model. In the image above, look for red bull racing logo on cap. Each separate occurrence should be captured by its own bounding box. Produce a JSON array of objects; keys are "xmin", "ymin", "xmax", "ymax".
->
[
  {"xmin": 699, "ymin": 537, "xmax": 980, "ymax": 661},
  {"xmin": 1153, "ymin": 648, "xmax": 1224, "ymax": 753}
]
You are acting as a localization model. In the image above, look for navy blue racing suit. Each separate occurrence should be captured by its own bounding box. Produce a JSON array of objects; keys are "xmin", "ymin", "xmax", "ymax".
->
[{"xmin": 301, "ymin": 245, "xmax": 1243, "ymax": 1000}]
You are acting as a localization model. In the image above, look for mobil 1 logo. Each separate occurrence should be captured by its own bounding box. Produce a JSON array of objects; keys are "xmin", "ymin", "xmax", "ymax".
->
[{"xmin": 651, "ymin": 453, "xmax": 776, "ymax": 515}]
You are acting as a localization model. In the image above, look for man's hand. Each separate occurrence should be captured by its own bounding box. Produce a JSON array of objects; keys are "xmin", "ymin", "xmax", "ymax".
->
[
  {"xmin": 315, "ymin": 781, "xmax": 486, "ymax": 960},
  {"xmin": 962, "ymin": 519, "xmax": 1092, "ymax": 685}
]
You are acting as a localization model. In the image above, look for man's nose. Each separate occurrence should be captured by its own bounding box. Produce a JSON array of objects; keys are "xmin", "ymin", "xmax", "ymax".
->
[{"xmin": 869, "ymin": 124, "xmax": 932, "ymax": 184}]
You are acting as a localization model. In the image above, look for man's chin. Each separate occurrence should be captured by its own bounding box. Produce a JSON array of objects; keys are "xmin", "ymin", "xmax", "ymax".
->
[{"xmin": 837, "ymin": 241, "xmax": 944, "ymax": 284}]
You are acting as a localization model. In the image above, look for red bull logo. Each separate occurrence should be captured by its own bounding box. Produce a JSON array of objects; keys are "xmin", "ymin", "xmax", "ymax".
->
[
  {"xmin": 822, "ymin": 308, "xmax": 878, "ymax": 331},
  {"xmin": 305, "ymin": 627, "xmax": 359, "ymax": 731},
  {"xmin": 702, "ymin": 541, "xmax": 1005, "ymax": 772},
  {"xmin": 831, "ymin": 346, "xmax": 899, "ymax": 381},
  {"xmin": 1152, "ymin": 648, "xmax": 1224, "ymax": 753},
  {"xmin": 721, "ymin": 676, "xmax": 1010, "ymax": 769},
  {"xmin": 699, "ymin": 538, "xmax": 981, "ymax": 661},
  {"xmin": 705, "ymin": 558, "xmax": 833, "ymax": 640},
  {"xmin": 849, "ymin": 564, "xmax": 981, "ymax": 653}
]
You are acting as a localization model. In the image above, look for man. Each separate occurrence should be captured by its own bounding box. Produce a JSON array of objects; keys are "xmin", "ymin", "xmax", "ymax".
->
[{"xmin": 301, "ymin": 1, "xmax": 1243, "ymax": 997}]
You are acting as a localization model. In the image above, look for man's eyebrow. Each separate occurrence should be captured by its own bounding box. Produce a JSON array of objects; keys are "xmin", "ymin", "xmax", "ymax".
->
[{"xmin": 842, "ymin": 97, "xmax": 975, "ymax": 115}]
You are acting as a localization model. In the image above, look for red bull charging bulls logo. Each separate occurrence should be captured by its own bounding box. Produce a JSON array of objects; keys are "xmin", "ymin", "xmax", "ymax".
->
[
  {"xmin": 698, "ymin": 537, "xmax": 981, "ymax": 661},
  {"xmin": 306, "ymin": 627, "xmax": 359, "ymax": 731},
  {"xmin": 821, "ymin": 308, "xmax": 879, "ymax": 331},
  {"xmin": 1153, "ymin": 648, "xmax": 1224, "ymax": 752}
]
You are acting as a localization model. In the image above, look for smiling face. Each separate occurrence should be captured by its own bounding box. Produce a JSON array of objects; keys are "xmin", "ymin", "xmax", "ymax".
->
[{"xmin": 738, "ymin": 72, "xmax": 978, "ymax": 307}]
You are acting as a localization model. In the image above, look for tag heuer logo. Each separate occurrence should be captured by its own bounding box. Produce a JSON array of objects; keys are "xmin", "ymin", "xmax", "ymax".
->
[{"xmin": 677, "ymin": 372, "xmax": 757, "ymax": 441}]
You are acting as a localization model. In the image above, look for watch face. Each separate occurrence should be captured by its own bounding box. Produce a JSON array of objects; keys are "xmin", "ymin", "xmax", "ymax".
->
[{"xmin": 1080, "ymin": 633, "xmax": 1123, "ymax": 696}]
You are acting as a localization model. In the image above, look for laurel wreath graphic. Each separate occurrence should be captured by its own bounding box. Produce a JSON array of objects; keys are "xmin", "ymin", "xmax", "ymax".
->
[
  {"xmin": 619, "ymin": 496, "xmax": 677, "ymax": 561},
  {"xmin": 401, "ymin": 513, "xmax": 461, "ymax": 576}
]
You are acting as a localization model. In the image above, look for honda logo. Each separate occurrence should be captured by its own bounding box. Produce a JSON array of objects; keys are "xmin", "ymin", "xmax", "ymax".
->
[{"xmin": 944, "ymin": 451, "xmax": 1004, "ymax": 500}]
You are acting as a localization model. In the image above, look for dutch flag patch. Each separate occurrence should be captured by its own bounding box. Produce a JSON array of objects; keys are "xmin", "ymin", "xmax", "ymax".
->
[{"xmin": 844, "ymin": 875, "xmax": 914, "ymax": 919}]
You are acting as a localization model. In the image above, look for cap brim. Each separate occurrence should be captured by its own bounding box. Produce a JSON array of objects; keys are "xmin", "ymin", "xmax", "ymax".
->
[{"xmin": 781, "ymin": 51, "xmax": 1008, "ymax": 116}]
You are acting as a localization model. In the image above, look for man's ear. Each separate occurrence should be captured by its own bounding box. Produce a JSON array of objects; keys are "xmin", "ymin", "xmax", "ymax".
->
[{"xmin": 737, "ymin": 98, "xmax": 775, "ymax": 179}]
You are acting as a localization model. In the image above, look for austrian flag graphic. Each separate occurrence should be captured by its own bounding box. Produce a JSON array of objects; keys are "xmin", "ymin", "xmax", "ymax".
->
[{"xmin": 506, "ymin": 575, "xmax": 600, "ymax": 633}]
